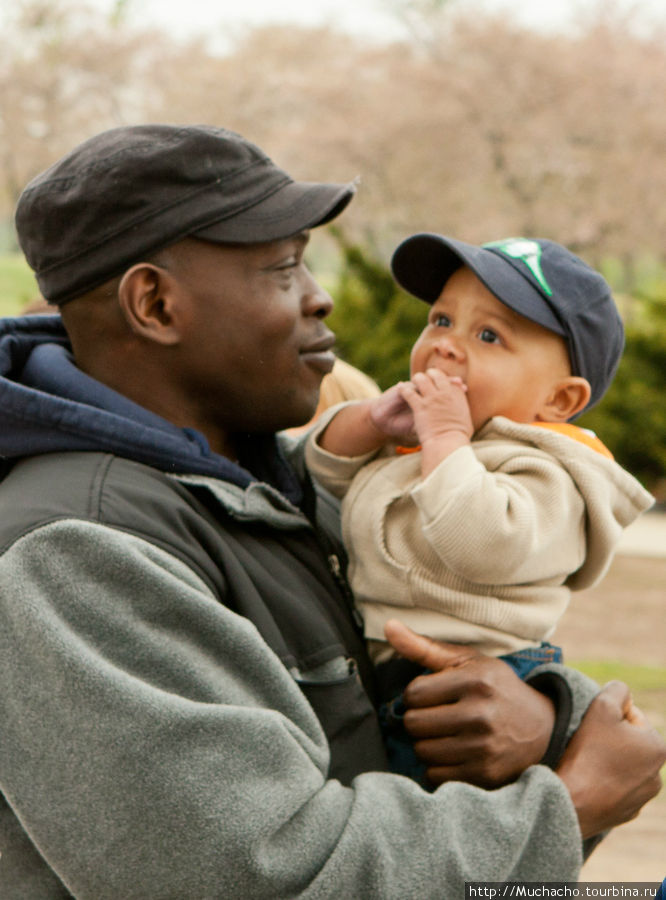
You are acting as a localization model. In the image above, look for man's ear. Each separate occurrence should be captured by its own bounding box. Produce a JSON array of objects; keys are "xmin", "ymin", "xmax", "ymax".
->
[
  {"xmin": 116, "ymin": 263, "xmax": 183, "ymax": 345},
  {"xmin": 537, "ymin": 377, "xmax": 592, "ymax": 422}
]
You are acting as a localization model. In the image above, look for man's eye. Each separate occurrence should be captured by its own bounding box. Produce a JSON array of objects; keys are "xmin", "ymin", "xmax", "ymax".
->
[{"xmin": 479, "ymin": 328, "xmax": 501, "ymax": 344}]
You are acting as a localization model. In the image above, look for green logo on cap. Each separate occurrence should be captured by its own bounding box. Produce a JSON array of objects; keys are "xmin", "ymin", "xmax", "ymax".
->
[{"xmin": 483, "ymin": 238, "xmax": 553, "ymax": 296}]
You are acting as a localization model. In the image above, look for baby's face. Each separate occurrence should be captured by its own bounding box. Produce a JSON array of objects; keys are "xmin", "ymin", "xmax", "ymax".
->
[{"xmin": 410, "ymin": 265, "xmax": 571, "ymax": 432}]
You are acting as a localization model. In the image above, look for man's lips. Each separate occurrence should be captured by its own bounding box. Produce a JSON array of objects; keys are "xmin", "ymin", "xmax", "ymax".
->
[{"xmin": 300, "ymin": 335, "xmax": 336, "ymax": 373}]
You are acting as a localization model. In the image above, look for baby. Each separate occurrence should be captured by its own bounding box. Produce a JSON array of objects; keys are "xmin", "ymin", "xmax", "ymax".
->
[{"xmin": 306, "ymin": 235, "xmax": 653, "ymax": 681}]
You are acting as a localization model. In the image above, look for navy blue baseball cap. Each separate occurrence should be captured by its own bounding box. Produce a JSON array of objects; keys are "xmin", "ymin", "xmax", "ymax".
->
[
  {"xmin": 15, "ymin": 124, "xmax": 357, "ymax": 305},
  {"xmin": 391, "ymin": 233, "xmax": 624, "ymax": 413}
]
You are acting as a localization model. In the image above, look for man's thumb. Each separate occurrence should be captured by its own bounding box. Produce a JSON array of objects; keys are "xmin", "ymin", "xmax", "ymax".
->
[{"xmin": 383, "ymin": 618, "xmax": 478, "ymax": 671}]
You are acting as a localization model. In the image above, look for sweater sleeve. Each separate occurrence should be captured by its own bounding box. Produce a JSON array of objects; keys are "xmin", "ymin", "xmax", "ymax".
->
[
  {"xmin": 304, "ymin": 403, "xmax": 381, "ymax": 500},
  {"xmin": 0, "ymin": 519, "xmax": 586, "ymax": 898},
  {"xmin": 410, "ymin": 444, "xmax": 587, "ymax": 584}
]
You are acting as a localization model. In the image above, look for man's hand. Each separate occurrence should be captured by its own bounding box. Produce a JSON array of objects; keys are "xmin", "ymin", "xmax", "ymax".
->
[
  {"xmin": 384, "ymin": 619, "xmax": 556, "ymax": 788},
  {"xmin": 556, "ymin": 681, "xmax": 665, "ymax": 838}
]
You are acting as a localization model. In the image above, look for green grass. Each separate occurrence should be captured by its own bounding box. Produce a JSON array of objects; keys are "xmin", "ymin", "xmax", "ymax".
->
[
  {"xmin": 0, "ymin": 254, "xmax": 39, "ymax": 316},
  {"xmin": 570, "ymin": 660, "xmax": 666, "ymax": 725},
  {"xmin": 571, "ymin": 660, "xmax": 666, "ymax": 693}
]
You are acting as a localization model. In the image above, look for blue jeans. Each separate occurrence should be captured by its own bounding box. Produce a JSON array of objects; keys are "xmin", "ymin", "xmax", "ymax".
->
[
  {"xmin": 500, "ymin": 642, "xmax": 563, "ymax": 678},
  {"xmin": 377, "ymin": 643, "xmax": 563, "ymax": 785}
]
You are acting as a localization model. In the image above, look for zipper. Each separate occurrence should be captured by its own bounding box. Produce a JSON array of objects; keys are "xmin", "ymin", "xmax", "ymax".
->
[{"xmin": 327, "ymin": 552, "xmax": 365, "ymax": 632}]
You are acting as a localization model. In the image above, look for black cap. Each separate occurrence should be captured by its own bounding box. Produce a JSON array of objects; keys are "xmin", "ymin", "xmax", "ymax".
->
[
  {"xmin": 391, "ymin": 233, "xmax": 624, "ymax": 412},
  {"xmin": 15, "ymin": 124, "xmax": 357, "ymax": 305}
]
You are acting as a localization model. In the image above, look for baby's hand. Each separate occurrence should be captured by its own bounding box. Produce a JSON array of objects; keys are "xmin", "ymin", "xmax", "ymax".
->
[
  {"xmin": 367, "ymin": 383, "xmax": 417, "ymax": 441},
  {"xmin": 399, "ymin": 369, "xmax": 474, "ymax": 447}
]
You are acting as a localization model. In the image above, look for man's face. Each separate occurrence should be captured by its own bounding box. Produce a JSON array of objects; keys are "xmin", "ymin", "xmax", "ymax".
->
[
  {"xmin": 409, "ymin": 265, "xmax": 571, "ymax": 432},
  {"xmin": 172, "ymin": 234, "xmax": 336, "ymax": 437}
]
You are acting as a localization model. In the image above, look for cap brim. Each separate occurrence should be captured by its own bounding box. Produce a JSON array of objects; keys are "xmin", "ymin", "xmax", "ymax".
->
[
  {"xmin": 192, "ymin": 179, "xmax": 356, "ymax": 244},
  {"xmin": 391, "ymin": 233, "xmax": 566, "ymax": 337}
]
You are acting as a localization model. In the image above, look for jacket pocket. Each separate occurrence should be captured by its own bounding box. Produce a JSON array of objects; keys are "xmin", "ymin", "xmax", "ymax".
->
[{"xmin": 296, "ymin": 658, "xmax": 389, "ymax": 785}]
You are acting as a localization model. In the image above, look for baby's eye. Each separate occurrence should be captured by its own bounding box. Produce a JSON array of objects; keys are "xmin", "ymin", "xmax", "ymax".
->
[
  {"xmin": 434, "ymin": 313, "xmax": 451, "ymax": 327},
  {"xmin": 479, "ymin": 327, "xmax": 501, "ymax": 344}
]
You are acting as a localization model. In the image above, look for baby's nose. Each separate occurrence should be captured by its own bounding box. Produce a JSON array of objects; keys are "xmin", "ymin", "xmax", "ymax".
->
[{"xmin": 435, "ymin": 333, "xmax": 466, "ymax": 361}]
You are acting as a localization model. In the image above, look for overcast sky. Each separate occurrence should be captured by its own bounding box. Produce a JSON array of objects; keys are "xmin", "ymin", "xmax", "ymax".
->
[{"xmin": 112, "ymin": 0, "xmax": 664, "ymax": 43}]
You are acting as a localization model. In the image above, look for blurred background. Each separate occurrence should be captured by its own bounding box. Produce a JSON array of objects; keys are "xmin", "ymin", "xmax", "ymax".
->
[
  {"xmin": 1, "ymin": 0, "xmax": 665, "ymax": 500},
  {"xmin": 0, "ymin": 0, "xmax": 664, "ymax": 877}
]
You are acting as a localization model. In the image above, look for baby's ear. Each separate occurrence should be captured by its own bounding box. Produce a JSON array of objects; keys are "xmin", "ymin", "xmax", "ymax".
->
[{"xmin": 537, "ymin": 377, "xmax": 592, "ymax": 422}]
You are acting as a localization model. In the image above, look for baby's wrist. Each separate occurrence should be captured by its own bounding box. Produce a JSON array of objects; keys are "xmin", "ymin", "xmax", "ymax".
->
[
  {"xmin": 420, "ymin": 430, "xmax": 470, "ymax": 476},
  {"xmin": 318, "ymin": 399, "xmax": 389, "ymax": 457},
  {"xmin": 422, "ymin": 429, "xmax": 470, "ymax": 451},
  {"xmin": 365, "ymin": 399, "xmax": 393, "ymax": 439}
]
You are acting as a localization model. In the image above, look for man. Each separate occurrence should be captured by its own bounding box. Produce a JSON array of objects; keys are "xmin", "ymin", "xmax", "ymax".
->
[{"xmin": 0, "ymin": 124, "xmax": 663, "ymax": 898}]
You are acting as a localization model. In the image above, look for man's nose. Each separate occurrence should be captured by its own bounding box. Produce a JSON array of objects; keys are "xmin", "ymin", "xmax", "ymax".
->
[{"xmin": 302, "ymin": 270, "xmax": 333, "ymax": 319}]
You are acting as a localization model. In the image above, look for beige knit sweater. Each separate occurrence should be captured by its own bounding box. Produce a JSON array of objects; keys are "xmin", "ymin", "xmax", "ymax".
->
[{"xmin": 306, "ymin": 410, "xmax": 654, "ymax": 660}]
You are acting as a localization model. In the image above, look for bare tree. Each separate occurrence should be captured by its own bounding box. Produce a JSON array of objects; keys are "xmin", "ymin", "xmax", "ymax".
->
[
  {"xmin": 0, "ymin": 0, "xmax": 170, "ymax": 212},
  {"xmin": 2, "ymin": 0, "xmax": 665, "ymax": 283}
]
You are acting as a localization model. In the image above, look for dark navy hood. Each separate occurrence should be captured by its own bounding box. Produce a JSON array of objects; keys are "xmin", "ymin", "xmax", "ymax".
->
[{"xmin": 0, "ymin": 315, "xmax": 303, "ymax": 503}]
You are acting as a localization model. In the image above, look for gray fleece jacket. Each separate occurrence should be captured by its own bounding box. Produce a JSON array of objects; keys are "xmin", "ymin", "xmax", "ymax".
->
[{"xmin": 0, "ymin": 316, "xmax": 596, "ymax": 898}]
